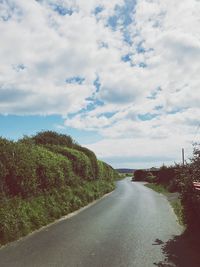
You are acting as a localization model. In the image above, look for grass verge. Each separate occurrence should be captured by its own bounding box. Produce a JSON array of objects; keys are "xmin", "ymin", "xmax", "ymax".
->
[
  {"xmin": 170, "ymin": 199, "xmax": 185, "ymax": 226},
  {"xmin": 145, "ymin": 183, "xmax": 168, "ymax": 194},
  {"xmin": 0, "ymin": 179, "xmax": 115, "ymax": 246}
]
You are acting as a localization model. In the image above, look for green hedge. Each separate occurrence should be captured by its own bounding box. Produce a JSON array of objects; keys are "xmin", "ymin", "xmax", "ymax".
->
[
  {"xmin": 0, "ymin": 180, "xmax": 115, "ymax": 245},
  {"xmin": 0, "ymin": 141, "xmax": 74, "ymax": 197},
  {"xmin": 44, "ymin": 145, "xmax": 93, "ymax": 180},
  {"xmin": 98, "ymin": 160, "xmax": 119, "ymax": 180},
  {"xmin": 32, "ymin": 131, "xmax": 73, "ymax": 147},
  {"xmin": 73, "ymin": 144, "xmax": 99, "ymax": 180},
  {"xmin": 176, "ymin": 165, "xmax": 200, "ymax": 229},
  {"xmin": 0, "ymin": 132, "xmax": 119, "ymax": 245}
]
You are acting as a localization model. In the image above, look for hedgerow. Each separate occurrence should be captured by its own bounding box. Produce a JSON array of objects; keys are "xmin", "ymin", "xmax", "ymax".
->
[
  {"xmin": 44, "ymin": 145, "xmax": 93, "ymax": 180},
  {"xmin": 134, "ymin": 144, "xmax": 200, "ymax": 232},
  {"xmin": 0, "ymin": 132, "xmax": 119, "ymax": 245}
]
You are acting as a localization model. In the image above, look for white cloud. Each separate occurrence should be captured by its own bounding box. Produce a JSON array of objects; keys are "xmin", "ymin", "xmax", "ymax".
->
[
  {"xmin": 0, "ymin": 0, "xmax": 127, "ymax": 114},
  {"xmin": 1, "ymin": 0, "xmax": 200, "ymax": 167}
]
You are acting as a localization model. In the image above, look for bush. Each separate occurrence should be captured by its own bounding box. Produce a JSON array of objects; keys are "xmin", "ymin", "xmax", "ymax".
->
[
  {"xmin": 97, "ymin": 160, "xmax": 119, "ymax": 181},
  {"xmin": 133, "ymin": 170, "xmax": 146, "ymax": 181},
  {"xmin": 0, "ymin": 141, "xmax": 75, "ymax": 197},
  {"xmin": 44, "ymin": 145, "xmax": 93, "ymax": 180},
  {"xmin": 157, "ymin": 165, "xmax": 176, "ymax": 186},
  {"xmin": 19, "ymin": 131, "xmax": 74, "ymax": 147},
  {"xmin": 166, "ymin": 145, "xmax": 200, "ymax": 231},
  {"xmin": 167, "ymin": 178, "xmax": 180, "ymax": 193},
  {"xmin": 0, "ymin": 141, "xmax": 39, "ymax": 197},
  {"xmin": 0, "ymin": 132, "xmax": 119, "ymax": 245},
  {"xmin": 146, "ymin": 172, "xmax": 157, "ymax": 183},
  {"xmin": 34, "ymin": 146, "xmax": 74, "ymax": 190},
  {"xmin": 177, "ymin": 164, "xmax": 200, "ymax": 229},
  {"xmin": 73, "ymin": 144, "xmax": 99, "ymax": 180}
]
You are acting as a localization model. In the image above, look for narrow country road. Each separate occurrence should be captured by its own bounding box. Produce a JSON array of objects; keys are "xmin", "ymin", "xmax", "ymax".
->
[{"xmin": 0, "ymin": 178, "xmax": 183, "ymax": 267}]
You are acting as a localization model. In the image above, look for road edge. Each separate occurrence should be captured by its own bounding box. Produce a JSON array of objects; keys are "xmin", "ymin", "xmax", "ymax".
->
[{"xmin": 0, "ymin": 190, "xmax": 114, "ymax": 250}]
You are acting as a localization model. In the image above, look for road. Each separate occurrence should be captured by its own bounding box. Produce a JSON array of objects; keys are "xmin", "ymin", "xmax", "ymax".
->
[{"xmin": 0, "ymin": 178, "xmax": 183, "ymax": 267}]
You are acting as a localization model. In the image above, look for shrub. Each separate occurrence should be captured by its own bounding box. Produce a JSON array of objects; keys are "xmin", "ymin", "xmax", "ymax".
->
[
  {"xmin": 0, "ymin": 132, "xmax": 119, "ymax": 245},
  {"xmin": 34, "ymin": 146, "xmax": 74, "ymax": 190},
  {"xmin": 177, "ymin": 164, "xmax": 200, "ymax": 229},
  {"xmin": 27, "ymin": 131, "xmax": 73, "ymax": 147},
  {"xmin": 146, "ymin": 172, "xmax": 157, "ymax": 183},
  {"xmin": 167, "ymin": 145, "xmax": 200, "ymax": 230},
  {"xmin": 98, "ymin": 160, "xmax": 119, "ymax": 181},
  {"xmin": 133, "ymin": 170, "xmax": 146, "ymax": 181},
  {"xmin": 73, "ymin": 144, "xmax": 99, "ymax": 180},
  {"xmin": 44, "ymin": 146, "xmax": 93, "ymax": 180},
  {"xmin": 157, "ymin": 165, "xmax": 176, "ymax": 186},
  {"xmin": 0, "ymin": 141, "xmax": 39, "ymax": 197},
  {"xmin": 0, "ymin": 141, "xmax": 75, "ymax": 197}
]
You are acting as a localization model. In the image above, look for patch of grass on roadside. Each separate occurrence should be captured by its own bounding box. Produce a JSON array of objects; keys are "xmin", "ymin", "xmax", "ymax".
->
[
  {"xmin": 145, "ymin": 183, "xmax": 168, "ymax": 194},
  {"xmin": 171, "ymin": 199, "xmax": 185, "ymax": 226},
  {"xmin": 0, "ymin": 179, "xmax": 115, "ymax": 246}
]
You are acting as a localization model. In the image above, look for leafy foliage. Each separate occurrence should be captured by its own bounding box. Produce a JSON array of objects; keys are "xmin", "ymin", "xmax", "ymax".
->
[
  {"xmin": 0, "ymin": 141, "xmax": 74, "ymax": 197},
  {"xmin": 133, "ymin": 166, "xmax": 177, "ymax": 191},
  {"xmin": 133, "ymin": 169, "xmax": 146, "ymax": 181},
  {"xmin": 73, "ymin": 144, "xmax": 99, "ymax": 180},
  {"xmin": 0, "ymin": 132, "xmax": 119, "ymax": 245},
  {"xmin": 175, "ymin": 145, "xmax": 200, "ymax": 229},
  {"xmin": 97, "ymin": 160, "xmax": 118, "ymax": 181},
  {"xmin": 20, "ymin": 131, "xmax": 74, "ymax": 147},
  {"xmin": 44, "ymin": 145, "xmax": 93, "ymax": 180},
  {"xmin": 142, "ymin": 144, "xmax": 200, "ymax": 231},
  {"xmin": 0, "ymin": 179, "xmax": 115, "ymax": 245}
]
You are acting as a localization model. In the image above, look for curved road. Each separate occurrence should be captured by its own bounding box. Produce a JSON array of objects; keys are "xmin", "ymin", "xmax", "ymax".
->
[{"xmin": 0, "ymin": 178, "xmax": 183, "ymax": 267}]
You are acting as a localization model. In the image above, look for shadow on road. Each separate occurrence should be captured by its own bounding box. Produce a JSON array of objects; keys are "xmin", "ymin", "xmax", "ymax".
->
[{"xmin": 153, "ymin": 230, "xmax": 200, "ymax": 267}]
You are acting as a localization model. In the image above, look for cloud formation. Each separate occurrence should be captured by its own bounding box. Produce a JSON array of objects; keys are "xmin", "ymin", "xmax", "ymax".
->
[
  {"xmin": 0, "ymin": 0, "xmax": 200, "ymax": 167},
  {"xmin": 0, "ymin": 0, "xmax": 127, "ymax": 114}
]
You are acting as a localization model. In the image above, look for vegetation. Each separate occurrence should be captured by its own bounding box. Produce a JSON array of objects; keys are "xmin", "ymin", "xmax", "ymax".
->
[
  {"xmin": 145, "ymin": 183, "xmax": 184, "ymax": 225},
  {"xmin": 0, "ymin": 131, "xmax": 119, "ymax": 245},
  {"xmin": 135, "ymin": 144, "xmax": 200, "ymax": 233},
  {"xmin": 170, "ymin": 199, "xmax": 184, "ymax": 226},
  {"xmin": 176, "ymin": 147, "xmax": 200, "ymax": 231},
  {"xmin": 133, "ymin": 169, "xmax": 147, "ymax": 181},
  {"xmin": 116, "ymin": 168, "xmax": 135, "ymax": 174},
  {"xmin": 145, "ymin": 183, "xmax": 169, "ymax": 194}
]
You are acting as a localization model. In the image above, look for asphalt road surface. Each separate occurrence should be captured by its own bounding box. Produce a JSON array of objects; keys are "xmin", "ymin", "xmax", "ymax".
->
[{"xmin": 0, "ymin": 178, "xmax": 183, "ymax": 267}]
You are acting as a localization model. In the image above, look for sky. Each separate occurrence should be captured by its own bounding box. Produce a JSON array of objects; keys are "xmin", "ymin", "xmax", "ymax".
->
[{"xmin": 0, "ymin": 0, "xmax": 200, "ymax": 169}]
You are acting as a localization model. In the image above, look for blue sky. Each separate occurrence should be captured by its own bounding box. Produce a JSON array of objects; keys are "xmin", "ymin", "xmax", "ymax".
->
[
  {"xmin": 0, "ymin": 0, "xmax": 199, "ymax": 168},
  {"xmin": 0, "ymin": 115, "xmax": 102, "ymax": 144}
]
